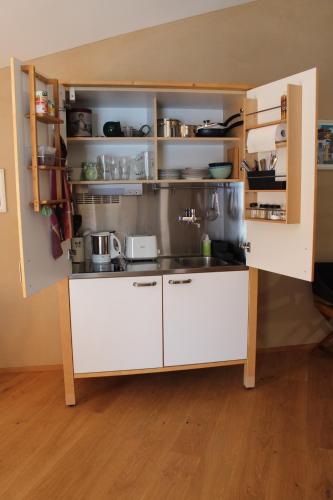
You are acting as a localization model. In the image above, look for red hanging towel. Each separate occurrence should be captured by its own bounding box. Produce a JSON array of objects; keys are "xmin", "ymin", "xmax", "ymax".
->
[
  {"xmin": 50, "ymin": 135, "xmax": 73, "ymax": 259},
  {"xmin": 60, "ymin": 172, "xmax": 73, "ymax": 241}
]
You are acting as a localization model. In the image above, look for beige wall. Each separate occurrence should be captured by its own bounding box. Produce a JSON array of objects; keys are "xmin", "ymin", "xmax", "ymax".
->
[{"xmin": 1, "ymin": 0, "xmax": 333, "ymax": 367}]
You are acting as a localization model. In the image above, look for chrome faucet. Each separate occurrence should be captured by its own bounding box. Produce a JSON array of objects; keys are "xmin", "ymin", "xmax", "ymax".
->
[{"xmin": 178, "ymin": 208, "xmax": 201, "ymax": 228}]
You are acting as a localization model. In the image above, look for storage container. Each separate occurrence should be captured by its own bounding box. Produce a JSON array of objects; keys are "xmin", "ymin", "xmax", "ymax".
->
[
  {"xmin": 67, "ymin": 108, "xmax": 92, "ymax": 137},
  {"xmin": 34, "ymin": 145, "xmax": 56, "ymax": 166},
  {"xmin": 247, "ymin": 170, "xmax": 286, "ymax": 190}
]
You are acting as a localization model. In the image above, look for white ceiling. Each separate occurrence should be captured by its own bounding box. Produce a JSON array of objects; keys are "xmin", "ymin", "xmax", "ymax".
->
[{"xmin": 1, "ymin": 0, "xmax": 254, "ymax": 68}]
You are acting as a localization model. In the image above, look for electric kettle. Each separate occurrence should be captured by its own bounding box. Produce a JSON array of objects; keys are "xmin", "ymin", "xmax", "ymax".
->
[{"xmin": 91, "ymin": 231, "xmax": 122, "ymax": 264}]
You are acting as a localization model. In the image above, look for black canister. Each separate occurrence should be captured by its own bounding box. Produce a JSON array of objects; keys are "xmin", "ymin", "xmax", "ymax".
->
[{"xmin": 103, "ymin": 121, "xmax": 123, "ymax": 137}]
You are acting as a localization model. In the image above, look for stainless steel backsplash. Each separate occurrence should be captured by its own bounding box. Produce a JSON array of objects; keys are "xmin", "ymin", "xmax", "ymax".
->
[{"xmin": 75, "ymin": 184, "xmax": 244, "ymax": 257}]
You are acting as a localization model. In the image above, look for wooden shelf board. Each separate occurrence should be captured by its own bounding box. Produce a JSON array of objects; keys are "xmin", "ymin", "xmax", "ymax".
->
[
  {"xmin": 245, "ymin": 189, "xmax": 286, "ymax": 193},
  {"xmin": 26, "ymin": 114, "xmax": 63, "ymax": 125},
  {"xmin": 40, "ymin": 199, "xmax": 66, "ymax": 205},
  {"xmin": 246, "ymin": 119, "xmax": 286, "ymax": 131},
  {"xmin": 60, "ymin": 79, "xmax": 252, "ymax": 91},
  {"xmin": 245, "ymin": 217, "xmax": 286, "ymax": 224},
  {"xmin": 30, "ymin": 199, "xmax": 67, "ymax": 207},
  {"xmin": 69, "ymin": 178, "xmax": 241, "ymax": 185},
  {"xmin": 28, "ymin": 165, "xmax": 67, "ymax": 171}
]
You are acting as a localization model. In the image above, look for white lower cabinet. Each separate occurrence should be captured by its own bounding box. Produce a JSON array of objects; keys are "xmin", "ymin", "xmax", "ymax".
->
[
  {"xmin": 69, "ymin": 276, "xmax": 163, "ymax": 373},
  {"xmin": 163, "ymin": 271, "xmax": 249, "ymax": 366},
  {"xmin": 69, "ymin": 270, "xmax": 249, "ymax": 374}
]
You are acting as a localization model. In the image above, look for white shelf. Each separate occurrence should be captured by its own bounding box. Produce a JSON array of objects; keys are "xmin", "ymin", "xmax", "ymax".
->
[
  {"xmin": 67, "ymin": 136, "xmax": 240, "ymax": 145},
  {"xmin": 69, "ymin": 178, "xmax": 241, "ymax": 185},
  {"xmin": 67, "ymin": 136, "xmax": 154, "ymax": 145},
  {"xmin": 157, "ymin": 137, "xmax": 240, "ymax": 145}
]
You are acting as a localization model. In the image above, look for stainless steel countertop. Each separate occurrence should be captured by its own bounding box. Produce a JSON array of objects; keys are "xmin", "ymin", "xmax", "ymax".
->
[{"xmin": 70, "ymin": 256, "xmax": 248, "ymax": 279}]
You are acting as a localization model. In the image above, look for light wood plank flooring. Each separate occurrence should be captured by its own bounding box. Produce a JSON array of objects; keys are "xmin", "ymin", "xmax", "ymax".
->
[{"xmin": 0, "ymin": 349, "xmax": 332, "ymax": 500}]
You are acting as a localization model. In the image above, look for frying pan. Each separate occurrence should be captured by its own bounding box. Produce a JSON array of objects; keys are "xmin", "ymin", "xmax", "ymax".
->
[{"xmin": 196, "ymin": 111, "xmax": 243, "ymax": 137}]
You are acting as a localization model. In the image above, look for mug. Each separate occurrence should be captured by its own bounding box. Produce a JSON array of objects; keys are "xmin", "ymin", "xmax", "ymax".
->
[{"xmin": 103, "ymin": 121, "xmax": 123, "ymax": 137}]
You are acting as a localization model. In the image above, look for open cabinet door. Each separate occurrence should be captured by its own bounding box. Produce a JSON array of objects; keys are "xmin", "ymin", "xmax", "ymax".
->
[
  {"xmin": 10, "ymin": 58, "xmax": 71, "ymax": 297},
  {"xmin": 244, "ymin": 68, "xmax": 317, "ymax": 281}
]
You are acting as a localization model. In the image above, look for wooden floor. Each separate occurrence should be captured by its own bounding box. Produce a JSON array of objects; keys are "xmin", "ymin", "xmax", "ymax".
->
[{"xmin": 0, "ymin": 349, "xmax": 332, "ymax": 500}]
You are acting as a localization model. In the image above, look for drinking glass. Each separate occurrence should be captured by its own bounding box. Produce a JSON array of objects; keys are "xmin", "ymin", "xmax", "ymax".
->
[
  {"xmin": 136, "ymin": 151, "xmax": 153, "ymax": 179},
  {"xmin": 110, "ymin": 158, "xmax": 120, "ymax": 180},
  {"xmin": 130, "ymin": 156, "xmax": 144, "ymax": 180},
  {"xmin": 97, "ymin": 154, "xmax": 111, "ymax": 180},
  {"xmin": 119, "ymin": 157, "xmax": 130, "ymax": 180}
]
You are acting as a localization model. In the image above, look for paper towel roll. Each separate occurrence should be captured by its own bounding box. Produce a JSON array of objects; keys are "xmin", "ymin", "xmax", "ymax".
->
[{"xmin": 247, "ymin": 124, "xmax": 287, "ymax": 153}]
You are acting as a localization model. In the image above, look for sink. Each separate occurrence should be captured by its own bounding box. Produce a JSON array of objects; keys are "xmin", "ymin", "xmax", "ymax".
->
[{"xmin": 173, "ymin": 256, "xmax": 228, "ymax": 268}]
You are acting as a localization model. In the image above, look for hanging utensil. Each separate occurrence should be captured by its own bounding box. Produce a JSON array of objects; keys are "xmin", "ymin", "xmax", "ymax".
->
[
  {"xmin": 213, "ymin": 191, "xmax": 220, "ymax": 217},
  {"xmin": 269, "ymin": 152, "xmax": 278, "ymax": 170},
  {"xmin": 241, "ymin": 160, "xmax": 251, "ymax": 172},
  {"xmin": 206, "ymin": 191, "xmax": 220, "ymax": 221},
  {"xmin": 228, "ymin": 188, "xmax": 239, "ymax": 220}
]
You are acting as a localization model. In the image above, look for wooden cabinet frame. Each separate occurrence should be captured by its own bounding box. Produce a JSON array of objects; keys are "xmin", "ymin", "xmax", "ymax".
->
[
  {"xmin": 21, "ymin": 65, "xmax": 66, "ymax": 212},
  {"xmin": 59, "ymin": 273, "xmax": 253, "ymax": 406},
  {"xmin": 11, "ymin": 59, "xmax": 317, "ymax": 405}
]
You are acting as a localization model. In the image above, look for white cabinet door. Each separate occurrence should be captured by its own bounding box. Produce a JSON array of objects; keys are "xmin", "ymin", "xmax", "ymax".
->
[
  {"xmin": 246, "ymin": 68, "xmax": 317, "ymax": 281},
  {"xmin": 163, "ymin": 271, "xmax": 248, "ymax": 366},
  {"xmin": 10, "ymin": 58, "xmax": 70, "ymax": 297},
  {"xmin": 70, "ymin": 276, "xmax": 163, "ymax": 373}
]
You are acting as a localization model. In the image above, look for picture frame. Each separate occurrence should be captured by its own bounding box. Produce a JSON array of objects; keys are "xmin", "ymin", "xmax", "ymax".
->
[{"xmin": 318, "ymin": 120, "xmax": 333, "ymax": 170}]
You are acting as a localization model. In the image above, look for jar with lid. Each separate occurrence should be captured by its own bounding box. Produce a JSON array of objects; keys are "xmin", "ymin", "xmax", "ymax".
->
[
  {"xmin": 280, "ymin": 205, "xmax": 286, "ymax": 221},
  {"xmin": 82, "ymin": 161, "xmax": 98, "ymax": 181},
  {"xmin": 270, "ymin": 204, "xmax": 282, "ymax": 221},
  {"xmin": 249, "ymin": 202, "xmax": 258, "ymax": 219},
  {"xmin": 266, "ymin": 204, "xmax": 274, "ymax": 220},
  {"xmin": 35, "ymin": 90, "xmax": 48, "ymax": 114},
  {"xmin": 259, "ymin": 204, "xmax": 267, "ymax": 219}
]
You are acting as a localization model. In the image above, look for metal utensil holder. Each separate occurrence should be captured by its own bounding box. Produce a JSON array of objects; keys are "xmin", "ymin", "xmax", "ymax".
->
[{"xmin": 247, "ymin": 170, "xmax": 286, "ymax": 190}]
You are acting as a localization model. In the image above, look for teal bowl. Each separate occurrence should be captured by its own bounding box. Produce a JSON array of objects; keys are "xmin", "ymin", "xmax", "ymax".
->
[{"xmin": 208, "ymin": 163, "xmax": 232, "ymax": 179}]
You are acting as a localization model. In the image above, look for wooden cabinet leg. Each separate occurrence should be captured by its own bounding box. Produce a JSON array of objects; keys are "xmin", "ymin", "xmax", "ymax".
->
[
  {"xmin": 58, "ymin": 277, "xmax": 76, "ymax": 406},
  {"xmin": 244, "ymin": 267, "xmax": 258, "ymax": 389}
]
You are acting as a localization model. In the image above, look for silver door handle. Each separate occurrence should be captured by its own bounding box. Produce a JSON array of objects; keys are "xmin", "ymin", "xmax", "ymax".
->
[
  {"xmin": 168, "ymin": 279, "xmax": 192, "ymax": 285},
  {"xmin": 133, "ymin": 281, "xmax": 157, "ymax": 287}
]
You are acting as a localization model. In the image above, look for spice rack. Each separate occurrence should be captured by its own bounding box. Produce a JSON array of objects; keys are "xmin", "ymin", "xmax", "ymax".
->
[
  {"xmin": 22, "ymin": 65, "xmax": 65, "ymax": 212},
  {"xmin": 242, "ymin": 83, "xmax": 302, "ymax": 224}
]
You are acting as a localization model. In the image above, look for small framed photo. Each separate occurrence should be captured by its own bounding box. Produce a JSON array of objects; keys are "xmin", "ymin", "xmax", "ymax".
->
[{"xmin": 318, "ymin": 121, "xmax": 333, "ymax": 170}]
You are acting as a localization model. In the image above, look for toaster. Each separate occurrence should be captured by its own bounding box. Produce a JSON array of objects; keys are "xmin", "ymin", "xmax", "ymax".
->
[{"xmin": 125, "ymin": 235, "xmax": 158, "ymax": 260}]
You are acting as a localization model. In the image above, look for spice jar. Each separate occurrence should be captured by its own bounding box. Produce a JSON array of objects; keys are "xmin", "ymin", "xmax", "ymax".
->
[
  {"xmin": 48, "ymin": 99, "xmax": 55, "ymax": 117},
  {"xmin": 270, "ymin": 204, "xmax": 281, "ymax": 220},
  {"xmin": 266, "ymin": 204, "xmax": 274, "ymax": 220},
  {"xmin": 249, "ymin": 202, "xmax": 258, "ymax": 219},
  {"xmin": 280, "ymin": 205, "xmax": 286, "ymax": 221},
  {"xmin": 281, "ymin": 95, "xmax": 287, "ymax": 120},
  {"xmin": 36, "ymin": 90, "xmax": 48, "ymax": 114},
  {"xmin": 259, "ymin": 204, "xmax": 267, "ymax": 219}
]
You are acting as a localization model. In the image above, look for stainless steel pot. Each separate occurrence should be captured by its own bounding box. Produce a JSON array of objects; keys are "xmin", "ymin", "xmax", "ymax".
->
[
  {"xmin": 157, "ymin": 118, "xmax": 181, "ymax": 137},
  {"xmin": 180, "ymin": 124, "xmax": 197, "ymax": 137}
]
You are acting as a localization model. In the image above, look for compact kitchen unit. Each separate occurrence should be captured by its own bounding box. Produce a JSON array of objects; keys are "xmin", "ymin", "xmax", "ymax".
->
[{"xmin": 10, "ymin": 58, "xmax": 317, "ymax": 405}]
